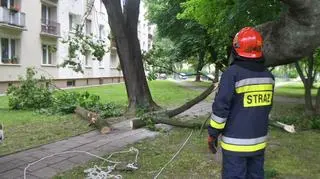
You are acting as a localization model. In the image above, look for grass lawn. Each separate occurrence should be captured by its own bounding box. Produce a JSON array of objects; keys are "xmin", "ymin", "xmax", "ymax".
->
[
  {"xmin": 275, "ymin": 82, "xmax": 319, "ymax": 98},
  {"xmin": 0, "ymin": 96, "xmax": 94, "ymax": 156},
  {"xmin": 0, "ymin": 81, "xmax": 206, "ymax": 156},
  {"xmin": 55, "ymin": 101, "xmax": 320, "ymax": 179},
  {"xmin": 70, "ymin": 80, "xmax": 207, "ymax": 108}
]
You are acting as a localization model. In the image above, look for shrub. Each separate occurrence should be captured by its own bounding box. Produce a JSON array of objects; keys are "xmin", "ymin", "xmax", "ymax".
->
[
  {"xmin": 50, "ymin": 92, "xmax": 80, "ymax": 114},
  {"xmin": 7, "ymin": 68, "xmax": 123, "ymax": 118},
  {"xmin": 49, "ymin": 91, "xmax": 123, "ymax": 117},
  {"xmin": 7, "ymin": 68, "xmax": 53, "ymax": 110}
]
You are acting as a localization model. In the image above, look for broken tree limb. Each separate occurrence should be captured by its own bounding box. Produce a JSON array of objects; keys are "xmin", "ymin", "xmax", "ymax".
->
[
  {"xmin": 131, "ymin": 115, "xmax": 295, "ymax": 134},
  {"xmin": 269, "ymin": 121, "xmax": 296, "ymax": 133},
  {"xmin": 130, "ymin": 117, "xmax": 203, "ymax": 129},
  {"xmin": 75, "ymin": 106, "xmax": 111, "ymax": 134},
  {"xmin": 166, "ymin": 83, "xmax": 218, "ymax": 117}
]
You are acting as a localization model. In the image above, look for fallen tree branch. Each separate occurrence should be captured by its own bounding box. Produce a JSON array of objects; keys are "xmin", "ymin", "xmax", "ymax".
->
[
  {"xmin": 75, "ymin": 106, "xmax": 112, "ymax": 134},
  {"xmin": 166, "ymin": 83, "xmax": 218, "ymax": 117},
  {"xmin": 131, "ymin": 117, "xmax": 203, "ymax": 129}
]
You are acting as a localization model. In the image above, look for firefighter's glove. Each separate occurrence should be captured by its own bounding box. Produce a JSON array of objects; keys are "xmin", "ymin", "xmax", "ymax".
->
[{"xmin": 208, "ymin": 136, "xmax": 218, "ymax": 154}]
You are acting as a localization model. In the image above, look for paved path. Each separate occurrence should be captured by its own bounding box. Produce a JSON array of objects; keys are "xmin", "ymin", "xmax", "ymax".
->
[{"xmin": 0, "ymin": 121, "xmax": 158, "ymax": 179}]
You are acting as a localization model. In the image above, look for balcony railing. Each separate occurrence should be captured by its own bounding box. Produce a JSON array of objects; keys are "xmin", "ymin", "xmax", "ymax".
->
[
  {"xmin": 41, "ymin": 18, "xmax": 60, "ymax": 36},
  {"xmin": 0, "ymin": 7, "xmax": 26, "ymax": 27}
]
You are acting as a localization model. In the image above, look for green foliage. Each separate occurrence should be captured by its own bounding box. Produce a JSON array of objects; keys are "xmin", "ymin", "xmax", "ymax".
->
[
  {"xmin": 61, "ymin": 26, "xmax": 107, "ymax": 73},
  {"xmin": 178, "ymin": 0, "xmax": 282, "ymax": 61},
  {"xmin": 7, "ymin": 68, "xmax": 53, "ymax": 110},
  {"xmin": 6, "ymin": 68, "xmax": 121, "ymax": 118},
  {"xmin": 272, "ymin": 103, "xmax": 320, "ymax": 130},
  {"xmin": 143, "ymin": 38, "xmax": 178, "ymax": 80},
  {"xmin": 310, "ymin": 117, "xmax": 320, "ymax": 130},
  {"xmin": 50, "ymin": 92, "xmax": 83, "ymax": 114},
  {"xmin": 46, "ymin": 91, "xmax": 123, "ymax": 118},
  {"xmin": 145, "ymin": 0, "xmax": 221, "ymax": 73}
]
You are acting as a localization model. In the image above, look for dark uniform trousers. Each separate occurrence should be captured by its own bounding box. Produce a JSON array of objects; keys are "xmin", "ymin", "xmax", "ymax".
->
[{"xmin": 222, "ymin": 153, "xmax": 264, "ymax": 179}]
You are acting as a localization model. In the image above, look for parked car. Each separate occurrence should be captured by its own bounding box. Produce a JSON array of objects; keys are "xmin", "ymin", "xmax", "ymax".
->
[
  {"xmin": 179, "ymin": 73, "xmax": 188, "ymax": 80},
  {"xmin": 159, "ymin": 73, "xmax": 167, "ymax": 80}
]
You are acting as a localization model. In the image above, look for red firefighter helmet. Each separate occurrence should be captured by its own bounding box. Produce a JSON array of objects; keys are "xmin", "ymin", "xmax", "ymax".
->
[{"xmin": 233, "ymin": 27, "xmax": 263, "ymax": 59}]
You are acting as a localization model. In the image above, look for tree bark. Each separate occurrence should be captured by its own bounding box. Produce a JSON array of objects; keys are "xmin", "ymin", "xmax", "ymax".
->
[
  {"xmin": 315, "ymin": 87, "xmax": 320, "ymax": 114},
  {"xmin": 214, "ymin": 64, "xmax": 220, "ymax": 82},
  {"xmin": 131, "ymin": 117, "xmax": 203, "ymax": 129},
  {"xmin": 295, "ymin": 59, "xmax": 313, "ymax": 113},
  {"xmin": 74, "ymin": 106, "xmax": 112, "ymax": 134},
  {"xmin": 195, "ymin": 51, "xmax": 205, "ymax": 82},
  {"xmin": 102, "ymin": 0, "xmax": 159, "ymax": 114},
  {"xmin": 256, "ymin": 0, "xmax": 320, "ymax": 67},
  {"xmin": 167, "ymin": 83, "xmax": 217, "ymax": 117}
]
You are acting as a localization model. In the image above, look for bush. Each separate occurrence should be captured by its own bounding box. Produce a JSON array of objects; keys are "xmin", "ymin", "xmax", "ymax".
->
[
  {"xmin": 7, "ymin": 68, "xmax": 123, "ymax": 118},
  {"xmin": 49, "ymin": 91, "xmax": 123, "ymax": 117},
  {"xmin": 7, "ymin": 68, "xmax": 53, "ymax": 110},
  {"xmin": 50, "ymin": 92, "xmax": 81, "ymax": 114}
]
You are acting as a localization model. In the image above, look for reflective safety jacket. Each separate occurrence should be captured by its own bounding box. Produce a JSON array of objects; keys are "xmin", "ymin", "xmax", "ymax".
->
[{"xmin": 208, "ymin": 60, "xmax": 274, "ymax": 156}]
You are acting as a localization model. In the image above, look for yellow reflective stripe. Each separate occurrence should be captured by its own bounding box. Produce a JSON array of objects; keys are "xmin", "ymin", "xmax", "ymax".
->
[
  {"xmin": 236, "ymin": 84, "xmax": 273, "ymax": 94},
  {"xmin": 210, "ymin": 119, "xmax": 226, "ymax": 129},
  {"xmin": 221, "ymin": 141, "xmax": 267, "ymax": 152}
]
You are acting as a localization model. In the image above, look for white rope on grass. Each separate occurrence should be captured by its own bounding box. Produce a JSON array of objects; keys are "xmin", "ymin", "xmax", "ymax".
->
[
  {"xmin": 153, "ymin": 130, "xmax": 194, "ymax": 179},
  {"xmin": 23, "ymin": 147, "xmax": 139, "ymax": 179}
]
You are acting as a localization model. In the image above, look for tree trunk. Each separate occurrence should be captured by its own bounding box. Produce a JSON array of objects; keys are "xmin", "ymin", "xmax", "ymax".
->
[
  {"xmin": 256, "ymin": 0, "xmax": 320, "ymax": 67},
  {"xmin": 102, "ymin": 0, "xmax": 159, "ymax": 114},
  {"xmin": 295, "ymin": 59, "xmax": 313, "ymax": 113},
  {"xmin": 214, "ymin": 64, "xmax": 220, "ymax": 82},
  {"xmin": 305, "ymin": 83, "xmax": 314, "ymax": 113},
  {"xmin": 74, "ymin": 106, "xmax": 112, "ymax": 134},
  {"xmin": 195, "ymin": 51, "xmax": 205, "ymax": 82},
  {"xmin": 315, "ymin": 87, "xmax": 320, "ymax": 114}
]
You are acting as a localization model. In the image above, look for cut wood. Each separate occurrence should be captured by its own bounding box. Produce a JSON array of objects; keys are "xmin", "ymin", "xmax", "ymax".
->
[{"xmin": 74, "ymin": 106, "xmax": 111, "ymax": 134}]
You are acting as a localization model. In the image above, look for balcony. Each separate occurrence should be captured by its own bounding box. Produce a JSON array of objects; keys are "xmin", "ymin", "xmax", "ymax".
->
[
  {"xmin": 0, "ymin": 7, "xmax": 26, "ymax": 30},
  {"xmin": 41, "ymin": 18, "xmax": 60, "ymax": 38}
]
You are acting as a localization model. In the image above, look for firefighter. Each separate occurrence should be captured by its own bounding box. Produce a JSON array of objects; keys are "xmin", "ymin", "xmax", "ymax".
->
[{"xmin": 208, "ymin": 27, "xmax": 274, "ymax": 179}]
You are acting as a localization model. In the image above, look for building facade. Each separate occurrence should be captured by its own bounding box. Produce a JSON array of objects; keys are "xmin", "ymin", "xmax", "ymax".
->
[{"xmin": 0, "ymin": 0, "xmax": 154, "ymax": 93}]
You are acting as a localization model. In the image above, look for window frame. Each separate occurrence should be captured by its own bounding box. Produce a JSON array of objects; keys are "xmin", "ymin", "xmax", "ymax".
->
[
  {"xmin": 0, "ymin": 38, "xmax": 18, "ymax": 64},
  {"xmin": 42, "ymin": 44, "xmax": 55, "ymax": 65}
]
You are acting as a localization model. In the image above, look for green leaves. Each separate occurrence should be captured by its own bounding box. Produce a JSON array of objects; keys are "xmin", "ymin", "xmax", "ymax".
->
[
  {"xmin": 61, "ymin": 27, "xmax": 107, "ymax": 73},
  {"xmin": 7, "ymin": 68, "xmax": 123, "ymax": 118},
  {"xmin": 179, "ymin": 0, "xmax": 282, "ymax": 61},
  {"xmin": 7, "ymin": 68, "xmax": 53, "ymax": 110}
]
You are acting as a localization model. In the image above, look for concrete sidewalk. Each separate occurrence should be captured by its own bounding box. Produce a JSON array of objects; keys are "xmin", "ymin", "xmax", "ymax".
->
[{"xmin": 0, "ymin": 121, "xmax": 158, "ymax": 179}]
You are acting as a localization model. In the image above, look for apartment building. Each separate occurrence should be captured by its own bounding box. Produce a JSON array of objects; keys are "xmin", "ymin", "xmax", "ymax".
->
[{"xmin": 0, "ymin": 0, "xmax": 154, "ymax": 93}]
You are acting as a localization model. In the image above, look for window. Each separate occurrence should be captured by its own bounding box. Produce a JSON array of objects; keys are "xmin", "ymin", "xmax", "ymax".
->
[
  {"xmin": 110, "ymin": 53, "xmax": 117, "ymax": 68},
  {"xmin": 1, "ymin": 38, "xmax": 18, "ymax": 64},
  {"xmin": 99, "ymin": 25, "xmax": 104, "ymax": 39},
  {"xmin": 1, "ymin": 0, "xmax": 14, "ymax": 8},
  {"xmin": 85, "ymin": 19, "xmax": 92, "ymax": 35},
  {"xmin": 85, "ymin": 54, "xmax": 91, "ymax": 66},
  {"xmin": 42, "ymin": 44, "xmax": 55, "ymax": 65},
  {"xmin": 69, "ymin": 14, "xmax": 73, "ymax": 31},
  {"xmin": 69, "ymin": 14, "xmax": 80, "ymax": 32},
  {"xmin": 98, "ymin": 59, "xmax": 104, "ymax": 68},
  {"xmin": 100, "ymin": 0, "xmax": 103, "ymax": 12},
  {"xmin": 67, "ymin": 80, "xmax": 76, "ymax": 87},
  {"xmin": 41, "ymin": 5, "xmax": 51, "ymax": 24}
]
